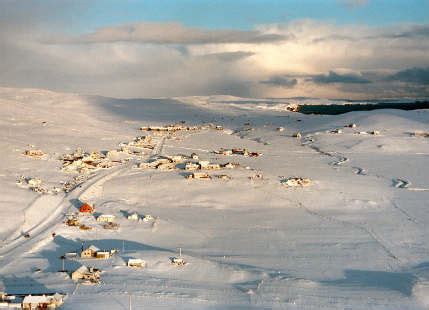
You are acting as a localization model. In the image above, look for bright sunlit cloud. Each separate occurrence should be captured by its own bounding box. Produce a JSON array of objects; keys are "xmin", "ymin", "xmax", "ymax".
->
[{"xmin": 0, "ymin": 1, "xmax": 428, "ymax": 99}]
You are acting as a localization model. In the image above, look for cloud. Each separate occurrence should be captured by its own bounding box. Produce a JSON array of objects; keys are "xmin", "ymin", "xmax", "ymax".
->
[
  {"xmin": 58, "ymin": 22, "xmax": 288, "ymax": 45},
  {"xmin": 0, "ymin": 3, "xmax": 428, "ymax": 100},
  {"xmin": 386, "ymin": 67, "xmax": 429, "ymax": 85},
  {"xmin": 312, "ymin": 24, "xmax": 429, "ymax": 43},
  {"xmin": 260, "ymin": 76, "xmax": 298, "ymax": 88},
  {"xmin": 310, "ymin": 71, "xmax": 371, "ymax": 84}
]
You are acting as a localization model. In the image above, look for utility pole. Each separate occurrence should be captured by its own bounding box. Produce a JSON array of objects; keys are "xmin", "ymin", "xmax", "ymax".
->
[
  {"xmin": 60, "ymin": 255, "xmax": 66, "ymax": 272},
  {"xmin": 129, "ymin": 293, "xmax": 132, "ymax": 310}
]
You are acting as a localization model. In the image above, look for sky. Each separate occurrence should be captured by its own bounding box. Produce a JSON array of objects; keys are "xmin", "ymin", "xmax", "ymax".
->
[{"xmin": 0, "ymin": 0, "xmax": 428, "ymax": 99}]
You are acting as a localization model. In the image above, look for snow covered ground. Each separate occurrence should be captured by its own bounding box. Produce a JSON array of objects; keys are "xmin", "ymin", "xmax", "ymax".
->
[{"xmin": 0, "ymin": 87, "xmax": 428, "ymax": 309}]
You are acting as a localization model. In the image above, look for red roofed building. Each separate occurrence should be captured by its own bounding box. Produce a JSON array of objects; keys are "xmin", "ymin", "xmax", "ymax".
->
[{"xmin": 79, "ymin": 203, "xmax": 94, "ymax": 213}]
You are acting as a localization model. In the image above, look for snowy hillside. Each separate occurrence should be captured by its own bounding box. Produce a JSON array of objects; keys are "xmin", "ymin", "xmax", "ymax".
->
[{"xmin": 0, "ymin": 87, "xmax": 429, "ymax": 309}]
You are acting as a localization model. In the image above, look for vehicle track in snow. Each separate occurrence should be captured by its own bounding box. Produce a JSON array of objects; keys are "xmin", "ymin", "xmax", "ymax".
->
[
  {"xmin": 0, "ymin": 165, "xmax": 128, "ymax": 271},
  {"xmin": 296, "ymin": 202, "xmax": 401, "ymax": 268},
  {"xmin": 0, "ymin": 134, "xmax": 167, "ymax": 271}
]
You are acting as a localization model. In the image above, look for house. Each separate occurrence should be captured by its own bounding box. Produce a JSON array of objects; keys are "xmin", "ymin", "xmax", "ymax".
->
[
  {"xmin": 216, "ymin": 174, "xmax": 231, "ymax": 180},
  {"xmin": 156, "ymin": 162, "xmax": 176, "ymax": 171},
  {"xmin": 169, "ymin": 155, "xmax": 185, "ymax": 162},
  {"xmin": 23, "ymin": 149, "xmax": 45, "ymax": 159},
  {"xmin": 65, "ymin": 217, "xmax": 79, "ymax": 226},
  {"xmin": 281, "ymin": 177, "xmax": 312, "ymax": 187},
  {"xmin": 170, "ymin": 257, "xmax": 186, "ymax": 266},
  {"xmin": 103, "ymin": 222, "xmax": 120, "ymax": 230},
  {"xmin": 81, "ymin": 245, "xmax": 100, "ymax": 258},
  {"xmin": 186, "ymin": 172, "xmax": 211, "ymax": 180},
  {"xmin": 127, "ymin": 258, "xmax": 146, "ymax": 268},
  {"xmin": 185, "ymin": 162, "xmax": 200, "ymax": 170},
  {"xmin": 205, "ymin": 163, "xmax": 221, "ymax": 170},
  {"xmin": 223, "ymin": 162, "xmax": 238, "ymax": 169},
  {"xmin": 215, "ymin": 148, "xmax": 233, "ymax": 156},
  {"xmin": 232, "ymin": 148, "xmax": 249, "ymax": 156},
  {"xmin": 293, "ymin": 132, "xmax": 302, "ymax": 138},
  {"xmin": 96, "ymin": 214, "xmax": 115, "ymax": 223},
  {"xmin": 127, "ymin": 212, "xmax": 139, "ymax": 221},
  {"xmin": 198, "ymin": 160, "xmax": 210, "ymax": 168},
  {"xmin": 22, "ymin": 293, "xmax": 64, "ymax": 309},
  {"xmin": 95, "ymin": 251, "xmax": 111, "ymax": 259},
  {"xmin": 71, "ymin": 265, "xmax": 101, "ymax": 284},
  {"xmin": 79, "ymin": 203, "xmax": 94, "ymax": 213},
  {"xmin": 142, "ymin": 214, "xmax": 155, "ymax": 222}
]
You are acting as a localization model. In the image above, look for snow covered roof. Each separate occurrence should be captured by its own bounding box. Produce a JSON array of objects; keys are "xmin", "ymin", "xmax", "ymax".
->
[
  {"xmin": 74, "ymin": 265, "xmax": 89, "ymax": 274},
  {"xmin": 23, "ymin": 295, "xmax": 50, "ymax": 304},
  {"xmin": 87, "ymin": 245, "xmax": 100, "ymax": 252},
  {"xmin": 97, "ymin": 214, "xmax": 115, "ymax": 218}
]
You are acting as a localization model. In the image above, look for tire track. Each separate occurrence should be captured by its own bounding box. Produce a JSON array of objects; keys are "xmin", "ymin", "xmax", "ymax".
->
[
  {"xmin": 0, "ymin": 134, "xmax": 167, "ymax": 271},
  {"xmin": 296, "ymin": 202, "xmax": 401, "ymax": 266}
]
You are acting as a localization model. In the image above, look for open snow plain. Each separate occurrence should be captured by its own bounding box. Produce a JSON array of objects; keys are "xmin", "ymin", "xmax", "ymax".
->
[{"xmin": 0, "ymin": 87, "xmax": 428, "ymax": 309}]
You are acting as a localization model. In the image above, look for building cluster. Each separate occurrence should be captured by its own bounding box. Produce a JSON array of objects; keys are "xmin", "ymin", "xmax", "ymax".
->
[
  {"xmin": 16, "ymin": 176, "xmax": 61, "ymax": 195},
  {"xmin": 61, "ymin": 149, "xmax": 116, "ymax": 174},
  {"xmin": 140, "ymin": 123, "xmax": 200, "ymax": 132},
  {"xmin": 213, "ymin": 148, "xmax": 262, "ymax": 157}
]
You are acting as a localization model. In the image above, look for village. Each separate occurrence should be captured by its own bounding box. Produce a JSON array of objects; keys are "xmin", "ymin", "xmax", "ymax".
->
[
  {"xmin": 0, "ymin": 105, "xmax": 414, "ymax": 309},
  {"xmin": 3, "ymin": 121, "xmax": 302, "ymax": 309}
]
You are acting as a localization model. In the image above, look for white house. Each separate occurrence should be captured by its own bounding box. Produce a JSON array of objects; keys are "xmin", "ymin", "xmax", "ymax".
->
[
  {"xmin": 96, "ymin": 214, "xmax": 115, "ymax": 223},
  {"xmin": 127, "ymin": 258, "xmax": 146, "ymax": 268},
  {"xmin": 127, "ymin": 212, "xmax": 139, "ymax": 221}
]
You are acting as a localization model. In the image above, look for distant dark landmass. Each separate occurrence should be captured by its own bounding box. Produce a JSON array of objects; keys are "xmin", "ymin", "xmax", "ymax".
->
[{"xmin": 297, "ymin": 101, "xmax": 429, "ymax": 115}]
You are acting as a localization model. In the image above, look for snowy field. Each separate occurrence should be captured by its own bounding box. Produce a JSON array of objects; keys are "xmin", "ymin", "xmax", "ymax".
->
[{"xmin": 0, "ymin": 87, "xmax": 429, "ymax": 309}]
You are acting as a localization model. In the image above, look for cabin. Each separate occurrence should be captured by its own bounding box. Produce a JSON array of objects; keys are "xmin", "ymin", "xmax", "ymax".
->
[
  {"xmin": 169, "ymin": 155, "xmax": 185, "ymax": 162},
  {"xmin": 79, "ymin": 203, "xmax": 94, "ymax": 213},
  {"xmin": 65, "ymin": 218, "xmax": 79, "ymax": 226},
  {"xmin": 205, "ymin": 163, "xmax": 221, "ymax": 170},
  {"xmin": 216, "ymin": 174, "xmax": 231, "ymax": 180},
  {"xmin": 186, "ymin": 172, "xmax": 211, "ymax": 180},
  {"xmin": 198, "ymin": 160, "xmax": 210, "ymax": 168},
  {"xmin": 80, "ymin": 245, "xmax": 116, "ymax": 259},
  {"xmin": 185, "ymin": 162, "xmax": 200, "ymax": 170},
  {"xmin": 127, "ymin": 258, "xmax": 146, "ymax": 268},
  {"xmin": 95, "ymin": 251, "xmax": 111, "ymax": 259},
  {"xmin": 81, "ymin": 245, "xmax": 100, "ymax": 258},
  {"xmin": 156, "ymin": 162, "xmax": 176, "ymax": 171},
  {"xmin": 293, "ymin": 132, "xmax": 302, "ymax": 138},
  {"xmin": 142, "ymin": 214, "xmax": 155, "ymax": 222},
  {"xmin": 96, "ymin": 214, "xmax": 115, "ymax": 223},
  {"xmin": 71, "ymin": 265, "xmax": 101, "ymax": 284},
  {"xmin": 223, "ymin": 162, "xmax": 237, "ymax": 169},
  {"xmin": 23, "ymin": 149, "xmax": 45, "ymax": 158},
  {"xmin": 103, "ymin": 222, "xmax": 120, "ymax": 230},
  {"xmin": 215, "ymin": 149, "xmax": 233, "ymax": 156},
  {"xmin": 170, "ymin": 257, "xmax": 186, "ymax": 266},
  {"xmin": 232, "ymin": 148, "xmax": 249, "ymax": 156},
  {"xmin": 22, "ymin": 294, "xmax": 64, "ymax": 309},
  {"xmin": 127, "ymin": 212, "xmax": 139, "ymax": 221},
  {"xmin": 281, "ymin": 177, "xmax": 312, "ymax": 187}
]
